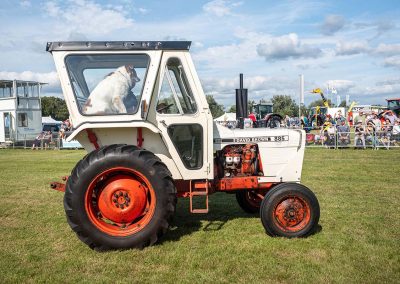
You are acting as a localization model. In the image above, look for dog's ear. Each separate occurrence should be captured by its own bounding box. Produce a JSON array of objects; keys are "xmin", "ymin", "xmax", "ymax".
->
[{"xmin": 125, "ymin": 65, "xmax": 134, "ymax": 74}]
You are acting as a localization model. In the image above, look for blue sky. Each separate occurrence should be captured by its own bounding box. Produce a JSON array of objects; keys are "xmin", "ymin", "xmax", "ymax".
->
[{"xmin": 1, "ymin": 0, "xmax": 399, "ymax": 108}]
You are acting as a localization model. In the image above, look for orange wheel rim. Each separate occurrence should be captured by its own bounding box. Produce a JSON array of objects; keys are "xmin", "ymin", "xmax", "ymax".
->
[
  {"xmin": 84, "ymin": 167, "xmax": 156, "ymax": 237},
  {"xmin": 273, "ymin": 195, "xmax": 311, "ymax": 233},
  {"xmin": 245, "ymin": 191, "xmax": 263, "ymax": 208}
]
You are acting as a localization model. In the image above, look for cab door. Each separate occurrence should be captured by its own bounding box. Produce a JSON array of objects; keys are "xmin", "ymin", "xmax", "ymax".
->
[{"xmin": 154, "ymin": 52, "xmax": 211, "ymax": 180}]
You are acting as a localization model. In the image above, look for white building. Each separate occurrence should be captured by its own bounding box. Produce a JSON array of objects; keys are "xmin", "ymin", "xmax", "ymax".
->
[{"xmin": 0, "ymin": 80, "xmax": 45, "ymax": 143}]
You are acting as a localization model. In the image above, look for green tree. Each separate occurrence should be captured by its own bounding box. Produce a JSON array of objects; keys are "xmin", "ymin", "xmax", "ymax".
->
[
  {"xmin": 308, "ymin": 99, "xmax": 333, "ymax": 108},
  {"xmin": 206, "ymin": 95, "xmax": 225, "ymax": 118},
  {"xmin": 248, "ymin": 100, "xmax": 256, "ymax": 113},
  {"xmin": 339, "ymin": 100, "xmax": 347, "ymax": 107},
  {"xmin": 299, "ymin": 104, "xmax": 309, "ymax": 117},
  {"xmin": 271, "ymin": 95, "xmax": 299, "ymax": 117},
  {"xmin": 227, "ymin": 100, "xmax": 255, "ymax": 114},
  {"xmin": 227, "ymin": 105, "xmax": 236, "ymax": 113},
  {"xmin": 41, "ymin": 96, "xmax": 69, "ymax": 121}
]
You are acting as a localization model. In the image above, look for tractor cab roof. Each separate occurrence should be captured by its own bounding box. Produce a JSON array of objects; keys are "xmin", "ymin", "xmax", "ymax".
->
[{"xmin": 46, "ymin": 41, "xmax": 191, "ymax": 52}]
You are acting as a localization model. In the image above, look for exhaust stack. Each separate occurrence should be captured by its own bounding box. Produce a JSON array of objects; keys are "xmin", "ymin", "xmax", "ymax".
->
[{"xmin": 235, "ymin": 73, "xmax": 248, "ymax": 129}]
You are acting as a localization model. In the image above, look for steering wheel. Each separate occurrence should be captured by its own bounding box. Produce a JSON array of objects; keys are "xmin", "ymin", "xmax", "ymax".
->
[{"xmin": 157, "ymin": 103, "xmax": 174, "ymax": 113}]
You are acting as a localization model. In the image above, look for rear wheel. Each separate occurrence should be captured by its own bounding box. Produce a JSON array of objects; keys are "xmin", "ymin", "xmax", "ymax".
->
[
  {"xmin": 260, "ymin": 183, "xmax": 319, "ymax": 238},
  {"xmin": 64, "ymin": 144, "xmax": 176, "ymax": 250},
  {"xmin": 236, "ymin": 190, "xmax": 263, "ymax": 214}
]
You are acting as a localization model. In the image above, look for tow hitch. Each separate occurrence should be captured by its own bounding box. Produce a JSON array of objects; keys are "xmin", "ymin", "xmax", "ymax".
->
[{"xmin": 50, "ymin": 176, "xmax": 69, "ymax": 192}]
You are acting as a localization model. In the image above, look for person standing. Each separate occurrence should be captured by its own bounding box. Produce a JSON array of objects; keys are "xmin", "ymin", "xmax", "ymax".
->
[{"xmin": 354, "ymin": 121, "xmax": 366, "ymax": 149}]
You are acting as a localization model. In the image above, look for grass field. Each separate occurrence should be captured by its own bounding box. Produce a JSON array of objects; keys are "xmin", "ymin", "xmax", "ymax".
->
[{"xmin": 0, "ymin": 148, "xmax": 399, "ymax": 283}]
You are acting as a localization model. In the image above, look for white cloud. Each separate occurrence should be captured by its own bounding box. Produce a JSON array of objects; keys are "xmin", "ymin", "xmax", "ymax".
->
[
  {"xmin": 335, "ymin": 40, "xmax": 370, "ymax": 56},
  {"xmin": 0, "ymin": 71, "xmax": 61, "ymax": 93},
  {"xmin": 320, "ymin": 14, "xmax": 346, "ymax": 35},
  {"xmin": 257, "ymin": 33, "xmax": 322, "ymax": 61},
  {"xmin": 20, "ymin": 1, "xmax": 31, "ymax": 8},
  {"xmin": 383, "ymin": 56, "xmax": 400, "ymax": 69},
  {"xmin": 375, "ymin": 78, "xmax": 400, "ymax": 86},
  {"xmin": 43, "ymin": 0, "xmax": 134, "ymax": 36},
  {"xmin": 44, "ymin": 1, "xmax": 60, "ymax": 17},
  {"xmin": 201, "ymin": 75, "xmax": 297, "ymax": 107},
  {"xmin": 375, "ymin": 43, "xmax": 400, "ymax": 56},
  {"xmin": 138, "ymin": 8, "xmax": 148, "ymax": 14},
  {"xmin": 194, "ymin": 41, "xmax": 258, "ymax": 69},
  {"xmin": 325, "ymin": 80, "xmax": 355, "ymax": 92},
  {"xmin": 359, "ymin": 83, "xmax": 400, "ymax": 97},
  {"xmin": 202, "ymin": 0, "xmax": 242, "ymax": 17}
]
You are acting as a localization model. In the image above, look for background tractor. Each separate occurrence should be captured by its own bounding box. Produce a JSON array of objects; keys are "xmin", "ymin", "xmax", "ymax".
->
[
  {"xmin": 48, "ymin": 41, "xmax": 320, "ymax": 250},
  {"xmin": 386, "ymin": 98, "xmax": 400, "ymax": 116}
]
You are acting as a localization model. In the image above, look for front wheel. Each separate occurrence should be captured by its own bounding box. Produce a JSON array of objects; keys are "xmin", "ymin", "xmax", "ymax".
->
[
  {"xmin": 260, "ymin": 183, "xmax": 319, "ymax": 238},
  {"xmin": 64, "ymin": 144, "xmax": 176, "ymax": 250}
]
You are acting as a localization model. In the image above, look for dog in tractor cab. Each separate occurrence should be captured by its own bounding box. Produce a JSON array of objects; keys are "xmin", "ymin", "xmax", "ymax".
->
[{"xmin": 83, "ymin": 65, "xmax": 140, "ymax": 115}]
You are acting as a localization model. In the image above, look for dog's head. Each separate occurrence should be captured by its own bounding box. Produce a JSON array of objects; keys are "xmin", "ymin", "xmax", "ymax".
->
[{"xmin": 125, "ymin": 65, "xmax": 140, "ymax": 87}]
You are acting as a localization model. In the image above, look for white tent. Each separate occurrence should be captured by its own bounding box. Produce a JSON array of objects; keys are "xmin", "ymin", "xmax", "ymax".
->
[
  {"xmin": 214, "ymin": 112, "xmax": 236, "ymax": 122},
  {"xmin": 42, "ymin": 116, "xmax": 62, "ymax": 124}
]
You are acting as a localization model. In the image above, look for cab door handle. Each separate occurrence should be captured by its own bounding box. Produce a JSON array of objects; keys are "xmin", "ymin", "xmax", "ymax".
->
[{"xmin": 160, "ymin": 120, "xmax": 168, "ymax": 127}]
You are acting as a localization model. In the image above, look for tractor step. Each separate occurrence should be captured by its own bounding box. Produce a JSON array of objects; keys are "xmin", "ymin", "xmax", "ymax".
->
[{"xmin": 190, "ymin": 180, "xmax": 209, "ymax": 214}]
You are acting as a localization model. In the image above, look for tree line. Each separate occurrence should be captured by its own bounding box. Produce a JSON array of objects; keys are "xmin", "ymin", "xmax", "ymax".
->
[
  {"xmin": 42, "ymin": 95, "xmax": 349, "ymax": 121},
  {"xmin": 207, "ymin": 94, "xmax": 350, "ymax": 118}
]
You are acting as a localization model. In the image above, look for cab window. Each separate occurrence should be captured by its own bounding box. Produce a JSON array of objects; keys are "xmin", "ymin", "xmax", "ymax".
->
[
  {"xmin": 65, "ymin": 54, "xmax": 149, "ymax": 115},
  {"xmin": 156, "ymin": 58, "xmax": 197, "ymax": 114}
]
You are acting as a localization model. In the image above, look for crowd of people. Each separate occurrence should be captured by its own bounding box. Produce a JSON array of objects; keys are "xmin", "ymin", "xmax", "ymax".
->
[
  {"xmin": 31, "ymin": 131, "xmax": 53, "ymax": 150},
  {"xmin": 31, "ymin": 119, "xmax": 72, "ymax": 150},
  {"xmin": 300, "ymin": 110, "xmax": 400, "ymax": 148}
]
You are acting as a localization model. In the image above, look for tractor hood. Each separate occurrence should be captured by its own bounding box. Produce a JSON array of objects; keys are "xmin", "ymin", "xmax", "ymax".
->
[{"xmin": 213, "ymin": 122, "xmax": 303, "ymax": 151}]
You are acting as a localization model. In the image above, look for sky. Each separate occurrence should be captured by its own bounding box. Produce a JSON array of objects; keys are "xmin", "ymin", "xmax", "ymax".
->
[{"xmin": 0, "ymin": 0, "xmax": 399, "ymax": 108}]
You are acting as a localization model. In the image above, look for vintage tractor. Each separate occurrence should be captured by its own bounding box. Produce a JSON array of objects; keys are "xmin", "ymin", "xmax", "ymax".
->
[
  {"xmin": 386, "ymin": 98, "xmax": 400, "ymax": 116},
  {"xmin": 47, "ymin": 41, "xmax": 320, "ymax": 250}
]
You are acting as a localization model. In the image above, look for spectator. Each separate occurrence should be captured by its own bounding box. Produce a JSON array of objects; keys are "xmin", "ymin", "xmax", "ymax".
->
[
  {"xmin": 354, "ymin": 121, "xmax": 366, "ymax": 149},
  {"xmin": 337, "ymin": 120, "xmax": 350, "ymax": 145},
  {"xmin": 322, "ymin": 121, "xmax": 335, "ymax": 146},
  {"xmin": 248, "ymin": 113, "xmax": 257, "ymax": 128},
  {"xmin": 32, "ymin": 132, "xmax": 44, "ymax": 150},
  {"xmin": 63, "ymin": 119, "xmax": 71, "ymax": 131},
  {"xmin": 365, "ymin": 120, "xmax": 377, "ymax": 147},
  {"xmin": 371, "ymin": 113, "xmax": 381, "ymax": 130},
  {"xmin": 379, "ymin": 118, "xmax": 393, "ymax": 146},
  {"xmin": 347, "ymin": 111, "xmax": 353, "ymax": 126},
  {"xmin": 42, "ymin": 131, "xmax": 52, "ymax": 150},
  {"xmin": 284, "ymin": 115, "xmax": 290, "ymax": 127},
  {"xmin": 334, "ymin": 110, "xmax": 345, "ymax": 125},
  {"xmin": 354, "ymin": 111, "xmax": 366, "ymax": 125},
  {"xmin": 383, "ymin": 110, "xmax": 398, "ymax": 125},
  {"xmin": 392, "ymin": 119, "xmax": 400, "ymax": 143}
]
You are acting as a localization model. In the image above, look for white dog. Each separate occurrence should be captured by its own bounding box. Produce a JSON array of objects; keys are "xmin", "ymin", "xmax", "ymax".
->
[{"xmin": 83, "ymin": 65, "xmax": 140, "ymax": 115}]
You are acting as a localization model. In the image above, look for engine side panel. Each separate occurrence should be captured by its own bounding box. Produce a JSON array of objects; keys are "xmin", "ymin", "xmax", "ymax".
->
[{"xmin": 213, "ymin": 123, "xmax": 305, "ymax": 183}]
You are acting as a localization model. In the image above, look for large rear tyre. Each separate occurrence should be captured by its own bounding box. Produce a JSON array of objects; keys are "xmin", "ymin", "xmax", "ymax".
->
[
  {"xmin": 236, "ymin": 190, "xmax": 263, "ymax": 214},
  {"xmin": 64, "ymin": 144, "xmax": 176, "ymax": 250},
  {"xmin": 260, "ymin": 183, "xmax": 319, "ymax": 238}
]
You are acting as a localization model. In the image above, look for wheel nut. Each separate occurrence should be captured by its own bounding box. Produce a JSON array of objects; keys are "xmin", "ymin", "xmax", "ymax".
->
[
  {"xmin": 113, "ymin": 193, "xmax": 118, "ymax": 198},
  {"xmin": 113, "ymin": 199, "xmax": 117, "ymax": 203},
  {"xmin": 126, "ymin": 197, "xmax": 130, "ymax": 202},
  {"xmin": 119, "ymin": 192, "xmax": 123, "ymax": 197},
  {"xmin": 120, "ymin": 204, "xmax": 124, "ymax": 209},
  {"xmin": 124, "ymin": 193, "xmax": 128, "ymax": 198}
]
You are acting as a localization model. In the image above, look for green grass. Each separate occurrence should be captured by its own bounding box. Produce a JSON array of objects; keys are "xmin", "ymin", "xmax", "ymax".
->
[{"xmin": 0, "ymin": 148, "xmax": 399, "ymax": 283}]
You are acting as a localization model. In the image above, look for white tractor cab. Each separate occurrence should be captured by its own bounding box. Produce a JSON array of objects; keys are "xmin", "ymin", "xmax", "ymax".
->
[{"xmin": 47, "ymin": 41, "xmax": 319, "ymax": 250}]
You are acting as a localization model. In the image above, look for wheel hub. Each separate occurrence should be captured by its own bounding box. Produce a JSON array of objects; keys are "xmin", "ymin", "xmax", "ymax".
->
[
  {"xmin": 98, "ymin": 175, "xmax": 147, "ymax": 224},
  {"xmin": 274, "ymin": 197, "xmax": 308, "ymax": 230}
]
